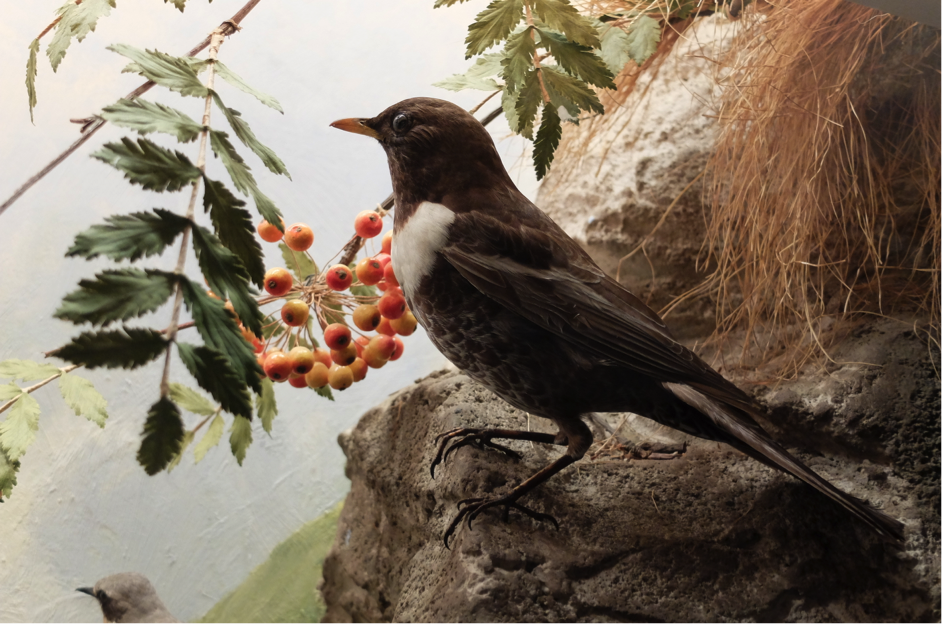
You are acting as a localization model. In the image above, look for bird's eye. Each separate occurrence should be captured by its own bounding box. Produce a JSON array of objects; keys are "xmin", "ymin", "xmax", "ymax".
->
[{"xmin": 392, "ymin": 113, "xmax": 412, "ymax": 134}]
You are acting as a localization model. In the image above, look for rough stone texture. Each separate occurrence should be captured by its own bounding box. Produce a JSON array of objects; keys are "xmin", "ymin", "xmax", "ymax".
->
[{"xmin": 320, "ymin": 320, "xmax": 939, "ymax": 622}]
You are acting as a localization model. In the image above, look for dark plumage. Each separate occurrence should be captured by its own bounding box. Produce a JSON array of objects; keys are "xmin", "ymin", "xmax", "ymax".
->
[{"xmin": 331, "ymin": 97, "xmax": 904, "ymax": 546}]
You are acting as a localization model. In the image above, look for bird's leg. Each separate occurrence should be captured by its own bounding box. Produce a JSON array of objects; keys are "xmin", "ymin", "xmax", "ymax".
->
[{"xmin": 430, "ymin": 427, "xmax": 564, "ymax": 478}]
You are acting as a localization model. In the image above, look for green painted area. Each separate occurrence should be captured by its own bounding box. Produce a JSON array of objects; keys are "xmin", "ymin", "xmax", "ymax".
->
[{"xmin": 199, "ymin": 502, "xmax": 342, "ymax": 623}]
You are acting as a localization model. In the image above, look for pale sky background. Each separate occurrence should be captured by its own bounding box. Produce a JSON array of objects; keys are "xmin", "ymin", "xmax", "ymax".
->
[{"xmin": 0, "ymin": 2, "xmax": 536, "ymax": 621}]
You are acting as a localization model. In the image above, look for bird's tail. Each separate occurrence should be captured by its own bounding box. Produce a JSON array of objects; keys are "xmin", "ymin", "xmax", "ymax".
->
[{"xmin": 665, "ymin": 382, "xmax": 905, "ymax": 543}]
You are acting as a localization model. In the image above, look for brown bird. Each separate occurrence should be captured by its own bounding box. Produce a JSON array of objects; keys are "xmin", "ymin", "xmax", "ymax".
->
[
  {"xmin": 77, "ymin": 572, "xmax": 179, "ymax": 623},
  {"xmin": 331, "ymin": 97, "xmax": 904, "ymax": 547}
]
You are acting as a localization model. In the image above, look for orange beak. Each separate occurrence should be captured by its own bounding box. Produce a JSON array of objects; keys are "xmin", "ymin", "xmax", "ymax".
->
[{"xmin": 329, "ymin": 118, "xmax": 379, "ymax": 139}]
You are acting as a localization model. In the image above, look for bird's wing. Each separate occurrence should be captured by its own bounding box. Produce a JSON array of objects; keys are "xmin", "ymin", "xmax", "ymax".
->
[{"xmin": 441, "ymin": 210, "xmax": 760, "ymax": 415}]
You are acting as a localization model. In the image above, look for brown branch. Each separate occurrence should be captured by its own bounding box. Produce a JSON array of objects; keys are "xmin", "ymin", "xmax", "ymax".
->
[{"xmin": 0, "ymin": 0, "xmax": 264, "ymax": 217}]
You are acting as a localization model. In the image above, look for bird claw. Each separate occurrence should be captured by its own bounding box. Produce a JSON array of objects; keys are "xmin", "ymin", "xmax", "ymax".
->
[
  {"xmin": 430, "ymin": 428, "xmax": 522, "ymax": 478},
  {"xmin": 443, "ymin": 495, "xmax": 559, "ymax": 549}
]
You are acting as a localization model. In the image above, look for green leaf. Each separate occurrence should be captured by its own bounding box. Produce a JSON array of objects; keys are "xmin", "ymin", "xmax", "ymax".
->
[
  {"xmin": 279, "ymin": 243, "xmax": 318, "ymax": 283},
  {"xmin": 66, "ymin": 209, "xmax": 190, "ymax": 262},
  {"xmin": 533, "ymin": 103, "xmax": 562, "ymax": 180},
  {"xmin": 229, "ymin": 415, "xmax": 253, "ymax": 465},
  {"xmin": 0, "ymin": 384, "xmax": 22, "ymax": 402},
  {"xmin": 92, "ymin": 137, "xmax": 201, "ymax": 193},
  {"xmin": 101, "ymin": 99, "xmax": 203, "ymax": 143},
  {"xmin": 166, "ymin": 429, "xmax": 193, "ymax": 472},
  {"xmin": 27, "ymin": 39, "xmax": 39, "ymax": 123},
  {"xmin": 349, "ymin": 284, "xmax": 377, "ymax": 298},
  {"xmin": 164, "ymin": 0, "xmax": 187, "ymax": 12},
  {"xmin": 434, "ymin": 0, "xmax": 471, "ymax": 6},
  {"xmin": 180, "ymin": 279, "xmax": 262, "ymax": 393},
  {"xmin": 190, "ymin": 225, "xmax": 264, "ymax": 337},
  {"xmin": 108, "ymin": 44, "xmax": 209, "ymax": 98},
  {"xmin": 0, "ymin": 450, "xmax": 19, "ymax": 498},
  {"xmin": 501, "ymin": 87, "xmax": 522, "ymax": 137},
  {"xmin": 0, "ymin": 360, "xmax": 61, "ymax": 382},
  {"xmin": 193, "ymin": 412, "xmax": 224, "ymax": 463},
  {"xmin": 537, "ymin": 29, "xmax": 614, "ymax": 89},
  {"xmin": 541, "ymin": 65, "xmax": 605, "ymax": 116},
  {"xmin": 58, "ymin": 373, "xmax": 108, "ymax": 427},
  {"xmin": 0, "ymin": 393, "xmax": 40, "ymax": 462},
  {"xmin": 202, "ymin": 177, "xmax": 265, "ymax": 288},
  {"xmin": 177, "ymin": 343, "xmax": 253, "ymax": 419},
  {"xmin": 257, "ymin": 377, "xmax": 277, "ymax": 434},
  {"xmin": 434, "ymin": 54, "xmax": 504, "ymax": 92},
  {"xmin": 512, "ymin": 69, "xmax": 545, "ymax": 139},
  {"xmin": 625, "ymin": 15, "xmax": 661, "ymax": 65},
  {"xmin": 56, "ymin": 328, "xmax": 168, "ymax": 370},
  {"xmin": 168, "ymin": 382, "xmax": 217, "ymax": 416},
  {"xmin": 314, "ymin": 385, "xmax": 334, "ymax": 401},
  {"xmin": 211, "ymin": 93, "xmax": 290, "ymax": 178},
  {"xmin": 214, "ymin": 61, "xmax": 283, "ymax": 113},
  {"xmin": 209, "ymin": 130, "xmax": 282, "ymax": 225},
  {"xmin": 598, "ymin": 22, "xmax": 631, "ymax": 74},
  {"xmin": 531, "ymin": 0, "xmax": 600, "ymax": 48},
  {"xmin": 55, "ymin": 269, "xmax": 176, "ymax": 327},
  {"xmin": 137, "ymin": 397, "xmax": 184, "ymax": 475},
  {"xmin": 47, "ymin": 0, "xmax": 115, "ymax": 72},
  {"xmin": 501, "ymin": 26, "xmax": 536, "ymax": 94},
  {"xmin": 466, "ymin": 0, "xmax": 525, "ymax": 58}
]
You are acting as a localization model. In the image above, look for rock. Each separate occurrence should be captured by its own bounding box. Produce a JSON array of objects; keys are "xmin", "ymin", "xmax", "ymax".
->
[{"xmin": 320, "ymin": 322, "xmax": 939, "ymax": 622}]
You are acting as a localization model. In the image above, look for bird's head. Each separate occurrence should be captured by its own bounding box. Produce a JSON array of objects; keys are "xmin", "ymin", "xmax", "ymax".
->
[
  {"xmin": 331, "ymin": 97, "xmax": 514, "ymax": 218},
  {"xmin": 77, "ymin": 572, "xmax": 172, "ymax": 623}
]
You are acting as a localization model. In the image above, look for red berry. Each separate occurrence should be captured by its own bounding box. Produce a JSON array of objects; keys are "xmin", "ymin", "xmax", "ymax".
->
[
  {"xmin": 257, "ymin": 218, "xmax": 285, "ymax": 243},
  {"xmin": 353, "ymin": 335, "xmax": 370, "ymax": 357},
  {"xmin": 349, "ymin": 357, "xmax": 368, "ymax": 382},
  {"xmin": 376, "ymin": 317, "xmax": 396, "ymax": 336},
  {"xmin": 390, "ymin": 310, "xmax": 417, "ymax": 336},
  {"xmin": 325, "ymin": 264, "xmax": 353, "ymax": 291},
  {"xmin": 281, "ymin": 300, "xmax": 309, "ymax": 326},
  {"xmin": 384, "ymin": 262, "xmax": 399, "ymax": 287},
  {"xmin": 305, "ymin": 362, "xmax": 329, "ymax": 388},
  {"xmin": 287, "ymin": 346, "xmax": 315, "ymax": 375},
  {"xmin": 374, "ymin": 253, "xmax": 391, "ymax": 268},
  {"xmin": 381, "ymin": 231, "xmax": 393, "ymax": 255},
  {"xmin": 355, "ymin": 258, "xmax": 384, "ymax": 285},
  {"xmin": 354, "ymin": 211, "xmax": 383, "ymax": 238},
  {"xmin": 251, "ymin": 337, "xmax": 265, "ymax": 354},
  {"xmin": 264, "ymin": 267, "xmax": 293, "ymax": 296},
  {"xmin": 263, "ymin": 351, "xmax": 292, "ymax": 381},
  {"xmin": 323, "ymin": 323, "xmax": 351, "ymax": 350},
  {"xmin": 288, "ymin": 374, "xmax": 309, "ymax": 388},
  {"xmin": 352, "ymin": 304, "xmax": 381, "ymax": 331},
  {"xmin": 284, "ymin": 223, "xmax": 314, "ymax": 251},
  {"xmin": 368, "ymin": 335, "xmax": 396, "ymax": 360},
  {"xmin": 312, "ymin": 347, "xmax": 332, "ymax": 368},
  {"xmin": 378, "ymin": 292, "xmax": 407, "ymax": 320},
  {"xmin": 328, "ymin": 365, "xmax": 354, "ymax": 390},
  {"xmin": 389, "ymin": 336, "xmax": 405, "ymax": 361},
  {"xmin": 330, "ymin": 343, "xmax": 358, "ymax": 366}
]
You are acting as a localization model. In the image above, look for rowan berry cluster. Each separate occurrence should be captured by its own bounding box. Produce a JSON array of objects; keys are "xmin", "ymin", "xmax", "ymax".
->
[{"xmin": 247, "ymin": 211, "xmax": 417, "ymax": 392}]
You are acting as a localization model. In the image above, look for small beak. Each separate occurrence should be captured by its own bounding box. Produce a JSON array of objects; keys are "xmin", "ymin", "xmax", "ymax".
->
[
  {"xmin": 330, "ymin": 118, "xmax": 379, "ymax": 139},
  {"xmin": 76, "ymin": 587, "xmax": 96, "ymax": 597}
]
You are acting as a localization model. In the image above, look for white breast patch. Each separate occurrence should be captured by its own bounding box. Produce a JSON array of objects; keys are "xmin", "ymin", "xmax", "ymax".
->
[{"xmin": 392, "ymin": 201, "xmax": 456, "ymax": 302}]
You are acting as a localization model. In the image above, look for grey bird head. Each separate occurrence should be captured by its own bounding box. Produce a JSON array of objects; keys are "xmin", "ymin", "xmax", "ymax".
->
[{"xmin": 77, "ymin": 572, "xmax": 179, "ymax": 623}]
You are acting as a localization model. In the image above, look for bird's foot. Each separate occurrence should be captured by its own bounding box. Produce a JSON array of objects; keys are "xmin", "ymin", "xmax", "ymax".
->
[
  {"xmin": 443, "ymin": 494, "xmax": 559, "ymax": 548},
  {"xmin": 627, "ymin": 440, "xmax": 687, "ymax": 460},
  {"xmin": 431, "ymin": 428, "xmax": 522, "ymax": 478}
]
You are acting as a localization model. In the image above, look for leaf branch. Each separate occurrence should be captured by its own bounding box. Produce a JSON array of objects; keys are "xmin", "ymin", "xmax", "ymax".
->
[
  {"xmin": 524, "ymin": 1, "xmax": 551, "ymax": 104},
  {"xmin": 0, "ymin": 365, "xmax": 80, "ymax": 417}
]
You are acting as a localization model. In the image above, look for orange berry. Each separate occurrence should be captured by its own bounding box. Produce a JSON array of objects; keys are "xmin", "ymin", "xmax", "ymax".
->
[
  {"xmin": 376, "ymin": 317, "xmax": 397, "ymax": 336},
  {"xmin": 355, "ymin": 257, "xmax": 384, "ymax": 285},
  {"xmin": 352, "ymin": 304, "xmax": 381, "ymax": 331},
  {"xmin": 281, "ymin": 300, "xmax": 309, "ymax": 326},
  {"xmin": 362, "ymin": 346, "xmax": 388, "ymax": 369},
  {"xmin": 323, "ymin": 324, "xmax": 351, "ymax": 350},
  {"xmin": 264, "ymin": 267, "xmax": 293, "ymax": 296},
  {"xmin": 378, "ymin": 292, "xmax": 407, "ymax": 320},
  {"xmin": 330, "ymin": 343, "xmax": 358, "ymax": 366},
  {"xmin": 288, "ymin": 374, "xmax": 309, "ymax": 388},
  {"xmin": 381, "ymin": 231, "xmax": 393, "ymax": 255},
  {"xmin": 287, "ymin": 346, "xmax": 315, "ymax": 375},
  {"xmin": 390, "ymin": 311, "xmax": 417, "ymax": 336},
  {"xmin": 328, "ymin": 365, "xmax": 354, "ymax": 390},
  {"xmin": 305, "ymin": 362, "xmax": 330, "ymax": 388},
  {"xmin": 384, "ymin": 262, "xmax": 399, "ymax": 287},
  {"xmin": 312, "ymin": 347, "xmax": 332, "ymax": 368},
  {"xmin": 349, "ymin": 357, "xmax": 368, "ymax": 382},
  {"xmin": 354, "ymin": 211, "xmax": 383, "ymax": 238},
  {"xmin": 263, "ymin": 351, "xmax": 292, "ymax": 381},
  {"xmin": 257, "ymin": 218, "xmax": 285, "ymax": 243},
  {"xmin": 284, "ymin": 223, "xmax": 314, "ymax": 251},
  {"xmin": 389, "ymin": 336, "xmax": 405, "ymax": 361},
  {"xmin": 325, "ymin": 264, "xmax": 353, "ymax": 291}
]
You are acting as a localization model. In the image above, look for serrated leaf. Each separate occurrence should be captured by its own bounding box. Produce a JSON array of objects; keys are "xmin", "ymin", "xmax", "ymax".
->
[
  {"xmin": 58, "ymin": 373, "xmax": 108, "ymax": 427},
  {"xmin": 122, "ymin": 56, "xmax": 208, "ymax": 77},
  {"xmin": 0, "ymin": 449, "xmax": 18, "ymax": 498},
  {"xmin": 191, "ymin": 225, "xmax": 263, "ymax": 337},
  {"xmin": 211, "ymin": 93, "xmax": 290, "ymax": 179},
  {"xmin": 625, "ymin": 15, "xmax": 661, "ymax": 65},
  {"xmin": 229, "ymin": 415, "xmax": 252, "ymax": 465},
  {"xmin": 193, "ymin": 413, "xmax": 224, "ymax": 463},
  {"xmin": 434, "ymin": 54, "xmax": 505, "ymax": 92},
  {"xmin": 93, "ymin": 137, "xmax": 201, "ymax": 193},
  {"xmin": 202, "ymin": 177, "xmax": 265, "ymax": 288},
  {"xmin": 257, "ymin": 377, "xmax": 277, "ymax": 434},
  {"xmin": 137, "ymin": 397, "xmax": 184, "ymax": 475},
  {"xmin": 531, "ymin": 0, "xmax": 599, "ymax": 48},
  {"xmin": 56, "ymin": 328, "xmax": 168, "ymax": 370},
  {"xmin": 533, "ymin": 103, "xmax": 562, "ymax": 180},
  {"xmin": 108, "ymin": 44, "xmax": 209, "ymax": 98},
  {"xmin": 67, "ymin": 209, "xmax": 190, "ymax": 262},
  {"xmin": 164, "ymin": 0, "xmax": 186, "ymax": 12},
  {"xmin": 27, "ymin": 39, "xmax": 39, "ymax": 123},
  {"xmin": 501, "ymin": 87, "xmax": 522, "ymax": 137},
  {"xmin": 55, "ymin": 269, "xmax": 176, "ymax": 326},
  {"xmin": 542, "ymin": 65, "xmax": 605, "ymax": 116},
  {"xmin": 537, "ymin": 29, "xmax": 614, "ymax": 89},
  {"xmin": 501, "ymin": 26, "xmax": 536, "ymax": 93},
  {"xmin": 180, "ymin": 280, "xmax": 262, "ymax": 393},
  {"xmin": 0, "ymin": 384, "xmax": 22, "ymax": 402},
  {"xmin": 279, "ymin": 243, "xmax": 318, "ymax": 283},
  {"xmin": 321, "ymin": 295, "xmax": 346, "ymax": 326},
  {"xmin": 0, "ymin": 393, "xmax": 40, "ymax": 462},
  {"xmin": 47, "ymin": 0, "xmax": 115, "ymax": 72},
  {"xmin": 314, "ymin": 385, "xmax": 334, "ymax": 401},
  {"xmin": 177, "ymin": 343, "xmax": 253, "ymax": 419},
  {"xmin": 466, "ymin": 0, "xmax": 525, "ymax": 58},
  {"xmin": 168, "ymin": 382, "xmax": 217, "ymax": 416},
  {"xmin": 512, "ymin": 69, "xmax": 545, "ymax": 139},
  {"xmin": 598, "ymin": 23, "xmax": 632, "ymax": 75},
  {"xmin": 166, "ymin": 429, "xmax": 193, "ymax": 472},
  {"xmin": 101, "ymin": 99, "xmax": 203, "ymax": 143},
  {"xmin": 434, "ymin": 0, "xmax": 470, "ymax": 6},
  {"xmin": 0, "ymin": 360, "xmax": 62, "ymax": 382},
  {"xmin": 214, "ymin": 61, "xmax": 283, "ymax": 113},
  {"xmin": 209, "ymin": 130, "xmax": 282, "ymax": 225}
]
